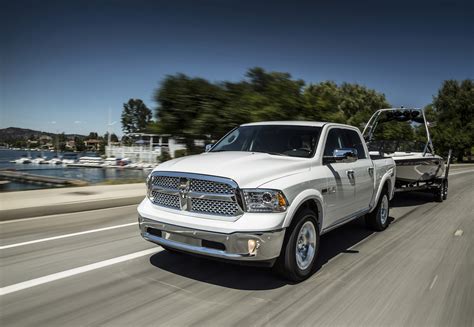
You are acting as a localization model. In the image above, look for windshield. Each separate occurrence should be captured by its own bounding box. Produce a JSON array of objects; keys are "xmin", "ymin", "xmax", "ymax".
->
[{"xmin": 210, "ymin": 125, "xmax": 322, "ymax": 158}]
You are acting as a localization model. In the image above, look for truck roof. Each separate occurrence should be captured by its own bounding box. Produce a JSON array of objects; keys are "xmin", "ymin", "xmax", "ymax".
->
[{"xmin": 241, "ymin": 121, "xmax": 327, "ymax": 127}]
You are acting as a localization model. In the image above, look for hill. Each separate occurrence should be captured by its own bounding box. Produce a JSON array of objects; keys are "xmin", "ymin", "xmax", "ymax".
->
[{"xmin": 0, "ymin": 127, "xmax": 85, "ymax": 143}]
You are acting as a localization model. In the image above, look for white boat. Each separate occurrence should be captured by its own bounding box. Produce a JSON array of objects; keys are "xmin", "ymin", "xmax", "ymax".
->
[
  {"xmin": 14, "ymin": 157, "xmax": 32, "ymax": 164},
  {"xmin": 32, "ymin": 157, "xmax": 47, "ymax": 164},
  {"xmin": 102, "ymin": 157, "xmax": 120, "ymax": 166},
  {"xmin": 74, "ymin": 156, "xmax": 104, "ymax": 166},
  {"xmin": 48, "ymin": 158, "xmax": 63, "ymax": 165},
  {"xmin": 364, "ymin": 108, "xmax": 445, "ymax": 183}
]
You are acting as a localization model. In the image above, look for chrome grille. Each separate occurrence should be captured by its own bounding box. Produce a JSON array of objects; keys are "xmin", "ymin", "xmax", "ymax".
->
[
  {"xmin": 152, "ymin": 175, "xmax": 180, "ymax": 189},
  {"xmin": 190, "ymin": 179, "xmax": 234, "ymax": 194},
  {"xmin": 148, "ymin": 173, "xmax": 243, "ymax": 217},
  {"xmin": 150, "ymin": 191, "xmax": 180, "ymax": 209},
  {"xmin": 191, "ymin": 198, "xmax": 240, "ymax": 216}
]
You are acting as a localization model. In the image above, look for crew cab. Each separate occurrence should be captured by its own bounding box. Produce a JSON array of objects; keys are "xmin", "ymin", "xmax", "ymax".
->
[{"xmin": 138, "ymin": 122, "xmax": 395, "ymax": 281}]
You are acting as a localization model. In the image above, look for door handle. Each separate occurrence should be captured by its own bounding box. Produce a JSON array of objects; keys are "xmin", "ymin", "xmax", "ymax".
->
[
  {"xmin": 368, "ymin": 167, "xmax": 374, "ymax": 176},
  {"xmin": 346, "ymin": 170, "xmax": 355, "ymax": 179}
]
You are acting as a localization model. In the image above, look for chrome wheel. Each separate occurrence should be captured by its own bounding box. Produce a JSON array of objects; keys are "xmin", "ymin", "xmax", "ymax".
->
[
  {"xmin": 379, "ymin": 195, "xmax": 389, "ymax": 225},
  {"xmin": 295, "ymin": 221, "xmax": 317, "ymax": 270}
]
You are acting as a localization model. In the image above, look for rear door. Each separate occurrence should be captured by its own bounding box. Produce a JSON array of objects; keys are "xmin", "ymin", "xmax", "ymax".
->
[{"xmin": 342, "ymin": 129, "xmax": 374, "ymax": 212}]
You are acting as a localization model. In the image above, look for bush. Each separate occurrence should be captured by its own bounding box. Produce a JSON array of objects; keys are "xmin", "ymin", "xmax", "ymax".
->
[
  {"xmin": 174, "ymin": 149, "xmax": 187, "ymax": 158},
  {"xmin": 158, "ymin": 150, "xmax": 171, "ymax": 163}
]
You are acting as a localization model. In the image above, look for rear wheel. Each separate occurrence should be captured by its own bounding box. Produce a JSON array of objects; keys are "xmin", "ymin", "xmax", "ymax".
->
[
  {"xmin": 365, "ymin": 190, "xmax": 390, "ymax": 231},
  {"xmin": 274, "ymin": 209, "xmax": 320, "ymax": 282}
]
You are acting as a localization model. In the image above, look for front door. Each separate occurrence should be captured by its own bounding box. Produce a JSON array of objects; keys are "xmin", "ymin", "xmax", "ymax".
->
[{"xmin": 322, "ymin": 128, "xmax": 358, "ymax": 227}]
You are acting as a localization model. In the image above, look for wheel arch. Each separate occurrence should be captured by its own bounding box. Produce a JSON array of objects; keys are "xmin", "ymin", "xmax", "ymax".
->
[
  {"xmin": 283, "ymin": 190, "xmax": 324, "ymax": 231},
  {"xmin": 371, "ymin": 173, "xmax": 392, "ymax": 213}
]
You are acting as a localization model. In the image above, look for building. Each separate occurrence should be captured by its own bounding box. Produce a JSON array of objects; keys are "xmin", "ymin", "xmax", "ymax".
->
[
  {"xmin": 105, "ymin": 133, "xmax": 186, "ymax": 163},
  {"xmin": 84, "ymin": 139, "xmax": 101, "ymax": 151}
]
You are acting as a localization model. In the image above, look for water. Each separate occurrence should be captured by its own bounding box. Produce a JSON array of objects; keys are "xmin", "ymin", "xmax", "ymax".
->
[{"xmin": 0, "ymin": 149, "xmax": 148, "ymax": 192}]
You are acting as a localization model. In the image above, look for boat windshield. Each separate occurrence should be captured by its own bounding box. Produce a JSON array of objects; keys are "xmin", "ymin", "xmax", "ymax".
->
[{"xmin": 210, "ymin": 125, "xmax": 322, "ymax": 158}]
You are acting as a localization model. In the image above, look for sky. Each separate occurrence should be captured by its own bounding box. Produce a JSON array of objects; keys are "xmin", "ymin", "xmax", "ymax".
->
[{"xmin": 1, "ymin": 0, "xmax": 473, "ymax": 136}]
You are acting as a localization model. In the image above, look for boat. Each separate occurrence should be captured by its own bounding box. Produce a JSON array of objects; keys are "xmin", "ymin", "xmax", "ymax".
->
[
  {"xmin": 363, "ymin": 108, "xmax": 446, "ymax": 184},
  {"xmin": 14, "ymin": 157, "xmax": 32, "ymax": 164},
  {"xmin": 32, "ymin": 157, "xmax": 48, "ymax": 164},
  {"xmin": 67, "ymin": 156, "xmax": 104, "ymax": 167},
  {"xmin": 48, "ymin": 158, "xmax": 63, "ymax": 165},
  {"xmin": 61, "ymin": 153, "xmax": 78, "ymax": 165},
  {"xmin": 102, "ymin": 157, "xmax": 120, "ymax": 166}
]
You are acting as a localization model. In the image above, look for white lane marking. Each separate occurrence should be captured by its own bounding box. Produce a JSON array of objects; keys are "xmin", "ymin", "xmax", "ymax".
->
[
  {"xmin": 0, "ymin": 222, "xmax": 137, "ymax": 250},
  {"xmin": 448, "ymin": 170, "xmax": 474, "ymax": 176},
  {"xmin": 454, "ymin": 229, "xmax": 464, "ymax": 237},
  {"xmin": 0, "ymin": 204, "xmax": 139, "ymax": 225},
  {"xmin": 0, "ymin": 247, "xmax": 162, "ymax": 296},
  {"xmin": 429, "ymin": 275, "xmax": 438, "ymax": 290}
]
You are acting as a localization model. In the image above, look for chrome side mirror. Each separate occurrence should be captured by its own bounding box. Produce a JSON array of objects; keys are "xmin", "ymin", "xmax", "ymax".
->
[
  {"xmin": 333, "ymin": 148, "xmax": 358, "ymax": 163},
  {"xmin": 205, "ymin": 144, "xmax": 213, "ymax": 152}
]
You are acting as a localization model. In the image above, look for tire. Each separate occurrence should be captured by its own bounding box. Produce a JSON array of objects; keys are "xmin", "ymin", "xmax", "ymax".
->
[
  {"xmin": 274, "ymin": 208, "xmax": 320, "ymax": 282},
  {"xmin": 434, "ymin": 179, "xmax": 445, "ymax": 202},
  {"xmin": 365, "ymin": 189, "xmax": 390, "ymax": 231},
  {"xmin": 442, "ymin": 179, "xmax": 448, "ymax": 200}
]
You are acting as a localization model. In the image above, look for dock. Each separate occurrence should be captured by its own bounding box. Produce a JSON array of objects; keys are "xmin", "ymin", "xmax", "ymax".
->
[{"xmin": 0, "ymin": 170, "xmax": 88, "ymax": 187}]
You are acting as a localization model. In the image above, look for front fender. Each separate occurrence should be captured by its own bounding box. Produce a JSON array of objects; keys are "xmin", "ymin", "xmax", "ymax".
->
[{"xmin": 283, "ymin": 189, "xmax": 325, "ymax": 230}]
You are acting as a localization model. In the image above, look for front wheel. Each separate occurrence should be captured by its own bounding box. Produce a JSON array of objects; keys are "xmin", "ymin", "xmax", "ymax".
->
[
  {"xmin": 365, "ymin": 191, "xmax": 390, "ymax": 231},
  {"xmin": 274, "ymin": 209, "xmax": 320, "ymax": 282}
]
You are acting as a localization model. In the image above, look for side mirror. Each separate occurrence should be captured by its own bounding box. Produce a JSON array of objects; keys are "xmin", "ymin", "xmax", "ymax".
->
[
  {"xmin": 205, "ymin": 144, "xmax": 213, "ymax": 152},
  {"xmin": 333, "ymin": 148, "xmax": 358, "ymax": 163}
]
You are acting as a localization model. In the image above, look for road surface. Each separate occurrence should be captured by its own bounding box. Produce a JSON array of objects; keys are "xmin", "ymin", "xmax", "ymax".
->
[{"xmin": 1, "ymin": 166, "xmax": 473, "ymax": 326}]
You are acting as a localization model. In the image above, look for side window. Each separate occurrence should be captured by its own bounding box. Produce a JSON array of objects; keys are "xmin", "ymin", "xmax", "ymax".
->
[
  {"xmin": 323, "ymin": 128, "xmax": 344, "ymax": 157},
  {"xmin": 343, "ymin": 129, "xmax": 367, "ymax": 159}
]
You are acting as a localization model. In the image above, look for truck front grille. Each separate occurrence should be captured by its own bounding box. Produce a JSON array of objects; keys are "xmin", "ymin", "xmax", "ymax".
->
[
  {"xmin": 148, "ymin": 172, "xmax": 243, "ymax": 217},
  {"xmin": 191, "ymin": 198, "xmax": 240, "ymax": 216}
]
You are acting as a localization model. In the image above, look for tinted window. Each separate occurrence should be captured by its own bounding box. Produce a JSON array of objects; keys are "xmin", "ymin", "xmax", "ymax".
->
[
  {"xmin": 323, "ymin": 128, "xmax": 367, "ymax": 159},
  {"xmin": 211, "ymin": 125, "xmax": 322, "ymax": 158},
  {"xmin": 323, "ymin": 128, "xmax": 344, "ymax": 157},
  {"xmin": 343, "ymin": 129, "xmax": 367, "ymax": 159}
]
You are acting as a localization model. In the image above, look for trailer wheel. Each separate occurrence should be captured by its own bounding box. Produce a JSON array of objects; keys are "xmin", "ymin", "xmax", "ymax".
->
[
  {"xmin": 434, "ymin": 179, "xmax": 446, "ymax": 202},
  {"xmin": 442, "ymin": 179, "xmax": 448, "ymax": 200}
]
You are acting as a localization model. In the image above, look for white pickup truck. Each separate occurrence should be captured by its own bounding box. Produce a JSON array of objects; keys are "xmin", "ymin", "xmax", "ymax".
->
[{"xmin": 138, "ymin": 122, "xmax": 395, "ymax": 281}]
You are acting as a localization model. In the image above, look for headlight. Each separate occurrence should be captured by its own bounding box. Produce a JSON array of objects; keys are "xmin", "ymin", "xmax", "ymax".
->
[{"xmin": 242, "ymin": 189, "xmax": 288, "ymax": 213}]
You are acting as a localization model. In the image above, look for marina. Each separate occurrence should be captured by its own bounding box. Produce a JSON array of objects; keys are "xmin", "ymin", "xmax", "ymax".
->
[{"xmin": 0, "ymin": 149, "xmax": 151, "ymax": 192}]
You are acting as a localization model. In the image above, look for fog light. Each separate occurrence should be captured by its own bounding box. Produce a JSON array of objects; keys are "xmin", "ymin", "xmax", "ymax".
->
[{"xmin": 248, "ymin": 239, "xmax": 260, "ymax": 256}]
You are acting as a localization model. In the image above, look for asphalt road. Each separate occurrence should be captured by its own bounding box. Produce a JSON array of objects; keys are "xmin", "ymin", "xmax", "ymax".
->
[{"xmin": 1, "ymin": 166, "xmax": 473, "ymax": 326}]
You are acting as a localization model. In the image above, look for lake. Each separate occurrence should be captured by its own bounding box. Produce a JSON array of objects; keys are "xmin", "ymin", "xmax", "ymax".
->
[{"xmin": 0, "ymin": 149, "xmax": 148, "ymax": 192}]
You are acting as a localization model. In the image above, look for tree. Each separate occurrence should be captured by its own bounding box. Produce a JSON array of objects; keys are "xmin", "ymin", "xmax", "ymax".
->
[
  {"xmin": 103, "ymin": 132, "xmax": 119, "ymax": 143},
  {"xmin": 430, "ymin": 79, "xmax": 473, "ymax": 161},
  {"xmin": 74, "ymin": 136, "xmax": 85, "ymax": 152},
  {"xmin": 121, "ymin": 99, "xmax": 152, "ymax": 135},
  {"xmin": 154, "ymin": 74, "xmax": 227, "ymax": 153},
  {"xmin": 87, "ymin": 132, "xmax": 98, "ymax": 139},
  {"xmin": 152, "ymin": 68, "xmax": 390, "ymax": 154}
]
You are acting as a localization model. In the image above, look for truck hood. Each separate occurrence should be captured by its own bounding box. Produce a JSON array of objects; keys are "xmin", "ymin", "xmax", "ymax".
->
[{"xmin": 154, "ymin": 151, "xmax": 311, "ymax": 188}]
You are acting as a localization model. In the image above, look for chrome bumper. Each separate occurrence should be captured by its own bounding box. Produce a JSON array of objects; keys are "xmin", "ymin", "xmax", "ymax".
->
[{"xmin": 138, "ymin": 216, "xmax": 285, "ymax": 262}]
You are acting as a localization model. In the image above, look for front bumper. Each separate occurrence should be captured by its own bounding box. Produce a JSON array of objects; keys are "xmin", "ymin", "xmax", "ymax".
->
[{"xmin": 139, "ymin": 216, "xmax": 286, "ymax": 262}]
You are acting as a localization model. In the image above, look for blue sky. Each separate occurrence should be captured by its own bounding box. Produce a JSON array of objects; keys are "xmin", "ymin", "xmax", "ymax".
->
[{"xmin": 1, "ymin": 0, "xmax": 472, "ymax": 136}]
